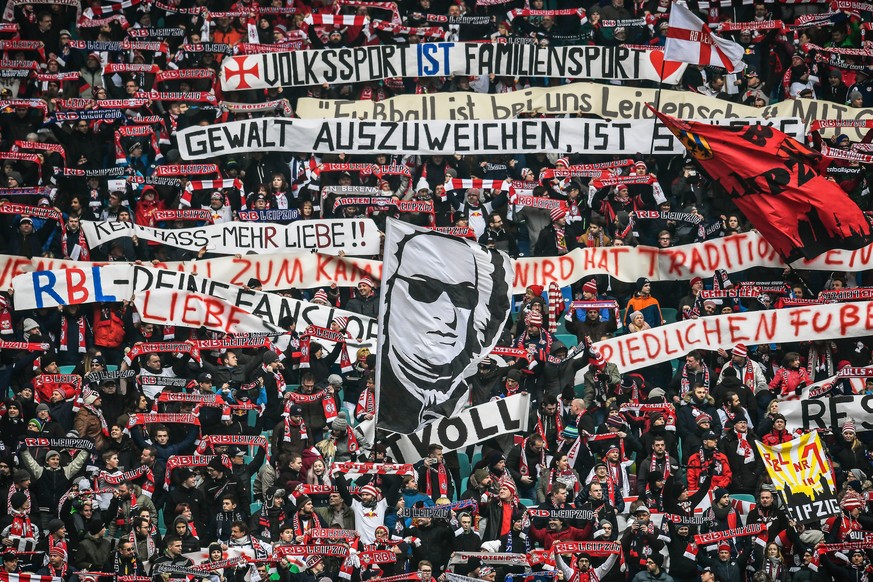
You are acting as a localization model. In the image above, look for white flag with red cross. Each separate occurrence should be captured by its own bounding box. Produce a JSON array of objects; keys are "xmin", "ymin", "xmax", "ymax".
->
[{"xmin": 664, "ymin": 1, "xmax": 745, "ymax": 73}]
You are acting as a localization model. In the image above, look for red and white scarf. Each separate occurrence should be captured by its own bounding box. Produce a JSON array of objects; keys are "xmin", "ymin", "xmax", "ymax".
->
[
  {"xmin": 59, "ymin": 315, "xmax": 87, "ymax": 353},
  {"xmin": 536, "ymin": 411, "xmax": 563, "ymax": 445},
  {"xmin": 300, "ymin": 325, "xmax": 353, "ymax": 373},
  {"xmin": 284, "ymin": 415, "xmax": 308, "ymax": 442},
  {"xmin": 285, "ymin": 390, "xmax": 338, "ymax": 424},
  {"xmin": 83, "ymin": 389, "xmax": 110, "ymax": 436},
  {"xmin": 130, "ymin": 522, "xmax": 156, "ymax": 559},
  {"xmin": 424, "ymin": 463, "xmax": 449, "ymax": 498},
  {"xmin": 9, "ymin": 509, "xmax": 36, "ymax": 550},
  {"xmin": 0, "ymin": 296, "xmax": 13, "ymax": 336},
  {"xmin": 680, "ymin": 364, "xmax": 708, "ymax": 398},
  {"xmin": 355, "ymin": 388, "xmax": 375, "ymax": 419},
  {"xmin": 61, "ymin": 227, "xmax": 90, "ymax": 261},
  {"xmin": 519, "ymin": 437, "xmax": 546, "ymax": 478},
  {"xmin": 735, "ymin": 430, "xmax": 755, "ymax": 464}
]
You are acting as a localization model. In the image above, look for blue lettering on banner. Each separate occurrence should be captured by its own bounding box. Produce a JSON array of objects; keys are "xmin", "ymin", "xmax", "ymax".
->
[
  {"xmin": 92, "ymin": 265, "xmax": 118, "ymax": 304},
  {"xmin": 417, "ymin": 43, "xmax": 452, "ymax": 77},
  {"xmin": 32, "ymin": 271, "xmax": 62, "ymax": 309},
  {"xmin": 30, "ymin": 266, "xmax": 117, "ymax": 309}
]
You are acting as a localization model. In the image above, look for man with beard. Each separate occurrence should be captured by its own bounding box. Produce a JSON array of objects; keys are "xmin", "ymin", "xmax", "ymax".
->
[
  {"xmin": 335, "ymin": 478, "xmax": 402, "ymax": 544},
  {"xmin": 746, "ymin": 487, "xmax": 788, "ymax": 544},
  {"xmin": 378, "ymin": 228, "xmax": 510, "ymax": 433},
  {"xmin": 686, "ymin": 431, "xmax": 732, "ymax": 493},
  {"xmin": 719, "ymin": 414, "xmax": 762, "ymax": 493},
  {"xmin": 636, "ymin": 436, "xmax": 680, "ymax": 495}
]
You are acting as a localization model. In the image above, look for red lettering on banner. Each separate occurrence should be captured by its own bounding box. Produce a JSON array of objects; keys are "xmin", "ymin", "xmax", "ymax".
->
[
  {"xmin": 141, "ymin": 292, "xmax": 168, "ymax": 323},
  {"xmin": 685, "ymin": 323, "xmax": 700, "ymax": 347},
  {"xmin": 229, "ymin": 258, "xmax": 250, "ymax": 286},
  {"xmin": 264, "ymin": 226, "xmax": 277, "ymax": 250},
  {"xmin": 600, "ymin": 343, "xmax": 615, "ymax": 365},
  {"xmin": 812, "ymin": 311, "xmax": 832, "ymax": 333},
  {"xmin": 706, "ymin": 245, "xmax": 722, "ymax": 271},
  {"xmin": 866, "ymin": 302, "xmax": 873, "ymax": 330},
  {"xmin": 840, "ymin": 304, "xmax": 860, "ymax": 335},
  {"xmin": 688, "ymin": 248, "xmax": 706, "ymax": 275},
  {"xmin": 727, "ymin": 315, "xmax": 750, "ymax": 343},
  {"xmin": 0, "ymin": 256, "xmax": 32, "ymax": 289},
  {"xmin": 66, "ymin": 268, "xmax": 90, "ymax": 304},
  {"xmin": 701, "ymin": 318, "xmax": 722, "ymax": 347},
  {"xmin": 626, "ymin": 336, "xmax": 646, "ymax": 365},
  {"xmin": 666, "ymin": 250, "xmax": 686, "ymax": 277},
  {"xmin": 513, "ymin": 262, "xmax": 530, "ymax": 290},
  {"xmin": 821, "ymin": 250, "xmax": 842, "ymax": 266},
  {"xmin": 334, "ymin": 260, "xmax": 349, "ymax": 283},
  {"xmin": 203, "ymin": 296, "xmax": 224, "ymax": 330},
  {"xmin": 581, "ymin": 250, "xmax": 595, "ymax": 272},
  {"xmin": 255, "ymin": 260, "xmax": 274, "ymax": 285},
  {"xmin": 789, "ymin": 308, "xmax": 811, "ymax": 337},
  {"xmin": 755, "ymin": 312, "xmax": 777, "ymax": 341},
  {"xmin": 643, "ymin": 333, "xmax": 661, "ymax": 359},
  {"xmin": 542, "ymin": 259, "xmax": 556, "ymax": 283},
  {"xmin": 278, "ymin": 259, "xmax": 304, "ymax": 286},
  {"xmin": 851, "ymin": 246, "xmax": 873, "ymax": 269},
  {"xmin": 182, "ymin": 294, "xmax": 202, "ymax": 328},
  {"xmin": 595, "ymin": 252, "xmax": 609, "ymax": 271},
  {"xmin": 674, "ymin": 327, "xmax": 686, "ymax": 353},
  {"xmin": 559, "ymin": 257, "xmax": 573, "ymax": 281},
  {"xmin": 316, "ymin": 255, "xmax": 332, "ymax": 282}
]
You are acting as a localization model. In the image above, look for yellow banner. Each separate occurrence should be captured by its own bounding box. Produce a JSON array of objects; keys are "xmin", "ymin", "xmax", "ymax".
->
[
  {"xmin": 296, "ymin": 83, "xmax": 873, "ymax": 139},
  {"xmin": 756, "ymin": 432, "xmax": 840, "ymax": 523}
]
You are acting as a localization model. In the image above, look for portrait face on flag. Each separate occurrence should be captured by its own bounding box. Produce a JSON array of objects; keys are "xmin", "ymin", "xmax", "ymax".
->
[{"xmin": 376, "ymin": 220, "xmax": 512, "ymax": 434}]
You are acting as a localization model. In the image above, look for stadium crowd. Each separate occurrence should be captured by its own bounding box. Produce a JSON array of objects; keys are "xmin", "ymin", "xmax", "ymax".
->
[{"xmin": 0, "ymin": 0, "xmax": 872, "ymax": 582}]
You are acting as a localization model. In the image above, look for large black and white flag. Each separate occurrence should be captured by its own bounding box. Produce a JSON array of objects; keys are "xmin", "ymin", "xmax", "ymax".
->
[{"xmin": 375, "ymin": 220, "xmax": 512, "ymax": 434}]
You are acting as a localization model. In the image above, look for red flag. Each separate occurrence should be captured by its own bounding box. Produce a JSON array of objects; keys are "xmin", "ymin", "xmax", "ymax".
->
[{"xmin": 650, "ymin": 106, "xmax": 873, "ymax": 262}]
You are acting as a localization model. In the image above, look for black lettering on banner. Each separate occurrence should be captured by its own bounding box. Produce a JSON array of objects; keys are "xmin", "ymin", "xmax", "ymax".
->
[
  {"xmin": 437, "ymin": 416, "xmax": 468, "ymax": 450},
  {"xmin": 861, "ymin": 395, "xmax": 873, "ymax": 431},
  {"xmin": 800, "ymin": 398, "xmax": 826, "ymax": 429}
]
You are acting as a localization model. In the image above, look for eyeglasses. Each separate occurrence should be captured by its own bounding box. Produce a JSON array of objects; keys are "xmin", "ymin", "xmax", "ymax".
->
[{"xmin": 397, "ymin": 274, "xmax": 478, "ymax": 309}]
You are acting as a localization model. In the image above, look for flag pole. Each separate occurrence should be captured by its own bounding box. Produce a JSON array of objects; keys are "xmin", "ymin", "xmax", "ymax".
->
[{"xmin": 649, "ymin": 56, "xmax": 667, "ymax": 156}]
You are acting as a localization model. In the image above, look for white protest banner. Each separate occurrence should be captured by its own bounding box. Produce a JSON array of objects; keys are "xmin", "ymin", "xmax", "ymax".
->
[
  {"xmin": 177, "ymin": 118, "xmax": 803, "ymax": 160},
  {"xmin": 29, "ymin": 254, "xmax": 382, "ymax": 292},
  {"xmin": 574, "ymin": 302, "xmax": 873, "ymax": 383},
  {"xmin": 0, "ymin": 254, "xmax": 34, "ymax": 291},
  {"xmin": 297, "ymin": 82, "xmax": 873, "ymax": 139},
  {"xmin": 780, "ymin": 390, "xmax": 873, "ymax": 433},
  {"xmin": 381, "ymin": 393, "xmax": 530, "ymax": 462},
  {"xmin": 34, "ymin": 231, "xmax": 873, "ymax": 294},
  {"xmin": 219, "ymin": 43, "xmax": 685, "ymax": 91},
  {"xmin": 12, "ymin": 264, "xmax": 378, "ymax": 349},
  {"xmin": 80, "ymin": 219, "xmax": 381, "ymax": 256},
  {"xmin": 133, "ymin": 289, "xmax": 285, "ymax": 335}
]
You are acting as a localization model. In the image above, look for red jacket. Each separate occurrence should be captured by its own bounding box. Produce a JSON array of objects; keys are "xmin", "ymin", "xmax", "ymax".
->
[
  {"xmin": 761, "ymin": 429, "xmax": 793, "ymax": 446},
  {"xmin": 686, "ymin": 448, "xmax": 732, "ymax": 492},
  {"xmin": 769, "ymin": 367, "xmax": 810, "ymax": 396}
]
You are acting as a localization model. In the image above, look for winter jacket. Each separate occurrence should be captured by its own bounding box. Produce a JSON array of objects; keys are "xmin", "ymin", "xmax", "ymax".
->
[
  {"xmin": 20, "ymin": 449, "xmax": 88, "ymax": 513},
  {"xmin": 74, "ymin": 534, "xmax": 112, "ymax": 570}
]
